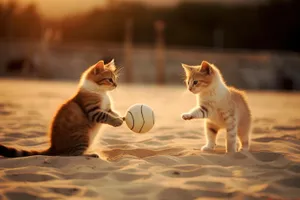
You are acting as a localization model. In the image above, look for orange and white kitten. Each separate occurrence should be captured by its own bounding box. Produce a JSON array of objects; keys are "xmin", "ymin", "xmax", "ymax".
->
[
  {"xmin": 0, "ymin": 59, "xmax": 123, "ymax": 157},
  {"xmin": 181, "ymin": 61, "xmax": 251, "ymax": 153}
]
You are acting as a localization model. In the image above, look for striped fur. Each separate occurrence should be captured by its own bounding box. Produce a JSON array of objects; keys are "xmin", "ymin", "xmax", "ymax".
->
[
  {"xmin": 75, "ymin": 89, "xmax": 123, "ymax": 127},
  {"xmin": 0, "ymin": 59, "xmax": 123, "ymax": 158},
  {"xmin": 182, "ymin": 61, "xmax": 252, "ymax": 153},
  {"xmin": 0, "ymin": 145, "xmax": 51, "ymax": 157},
  {"xmin": 182, "ymin": 105, "xmax": 209, "ymax": 119}
]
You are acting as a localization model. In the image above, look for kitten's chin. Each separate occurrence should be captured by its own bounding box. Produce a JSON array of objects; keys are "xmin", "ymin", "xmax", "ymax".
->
[
  {"xmin": 99, "ymin": 84, "xmax": 117, "ymax": 91},
  {"xmin": 107, "ymin": 86, "xmax": 116, "ymax": 91},
  {"xmin": 97, "ymin": 85, "xmax": 116, "ymax": 92},
  {"xmin": 189, "ymin": 89, "xmax": 201, "ymax": 94}
]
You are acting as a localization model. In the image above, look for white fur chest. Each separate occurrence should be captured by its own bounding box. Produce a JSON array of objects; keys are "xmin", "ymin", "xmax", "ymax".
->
[
  {"xmin": 81, "ymin": 79, "xmax": 111, "ymax": 111},
  {"xmin": 100, "ymin": 93, "xmax": 111, "ymax": 111}
]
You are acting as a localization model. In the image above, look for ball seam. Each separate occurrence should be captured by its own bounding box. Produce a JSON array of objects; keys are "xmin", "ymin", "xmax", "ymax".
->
[
  {"xmin": 138, "ymin": 105, "xmax": 145, "ymax": 133},
  {"xmin": 128, "ymin": 111, "xmax": 135, "ymax": 130},
  {"xmin": 152, "ymin": 111, "xmax": 155, "ymax": 125}
]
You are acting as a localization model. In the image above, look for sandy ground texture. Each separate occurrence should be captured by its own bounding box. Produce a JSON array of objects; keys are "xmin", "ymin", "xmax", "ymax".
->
[{"xmin": 0, "ymin": 79, "xmax": 300, "ymax": 200}]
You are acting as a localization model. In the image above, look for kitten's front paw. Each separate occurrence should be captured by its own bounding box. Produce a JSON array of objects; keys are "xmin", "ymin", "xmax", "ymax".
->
[
  {"xmin": 201, "ymin": 144, "xmax": 215, "ymax": 152},
  {"xmin": 181, "ymin": 113, "xmax": 193, "ymax": 120},
  {"xmin": 112, "ymin": 118, "xmax": 123, "ymax": 127}
]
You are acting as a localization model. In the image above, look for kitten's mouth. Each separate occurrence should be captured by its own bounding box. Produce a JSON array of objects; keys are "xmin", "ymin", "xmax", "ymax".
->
[
  {"xmin": 109, "ymin": 85, "xmax": 117, "ymax": 90},
  {"xmin": 189, "ymin": 88, "xmax": 196, "ymax": 93}
]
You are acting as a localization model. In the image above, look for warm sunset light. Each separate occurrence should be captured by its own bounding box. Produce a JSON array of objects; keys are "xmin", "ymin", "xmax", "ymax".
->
[
  {"xmin": 0, "ymin": 0, "xmax": 266, "ymax": 19},
  {"xmin": 1, "ymin": 0, "xmax": 107, "ymax": 18}
]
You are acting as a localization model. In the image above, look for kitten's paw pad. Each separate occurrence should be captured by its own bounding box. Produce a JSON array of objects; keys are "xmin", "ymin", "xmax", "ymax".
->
[
  {"xmin": 85, "ymin": 153, "xmax": 99, "ymax": 158},
  {"xmin": 181, "ymin": 113, "xmax": 193, "ymax": 120},
  {"xmin": 201, "ymin": 145, "xmax": 215, "ymax": 152},
  {"xmin": 112, "ymin": 118, "xmax": 123, "ymax": 127}
]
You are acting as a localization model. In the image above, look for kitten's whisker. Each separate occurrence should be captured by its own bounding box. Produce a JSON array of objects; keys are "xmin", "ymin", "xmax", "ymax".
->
[{"xmin": 114, "ymin": 67, "xmax": 124, "ymax": 79}]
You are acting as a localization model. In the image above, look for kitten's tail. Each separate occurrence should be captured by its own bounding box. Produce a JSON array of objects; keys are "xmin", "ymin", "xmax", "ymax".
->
[{"xmin": 0, "ymin": 144, "xmax": 51, "ymax": 157}]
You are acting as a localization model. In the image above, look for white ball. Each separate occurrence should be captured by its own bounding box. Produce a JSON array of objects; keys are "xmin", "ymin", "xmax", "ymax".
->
[{"xmin": 125, "ymin": 104, "xmax": 155, "ymax": 133}]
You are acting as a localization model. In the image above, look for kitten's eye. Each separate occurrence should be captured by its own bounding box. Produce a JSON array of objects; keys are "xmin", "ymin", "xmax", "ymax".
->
[
  {"xmin": 193, "ymin": 80, "xmax": 198, "ymax": 85},
  {"xmin": 108, "ymin": 78, "xmax": 113, "ymax": 83}
]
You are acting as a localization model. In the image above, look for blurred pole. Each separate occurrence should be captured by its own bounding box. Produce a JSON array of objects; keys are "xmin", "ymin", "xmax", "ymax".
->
[
  {"xmin": 41, "ymin": 28, "xmax": 52, "ymax": 56},
  {"xmin": 213, "ymin": 28, "xmax": 224, "ymax": 50},
  {"xmin": 124, "ymin": 18, "xmax": 133, "ymax": 83},
  {"xmin": 154, "ymin": 20, "xmax": 166, "ymax": 85},
  {"xmin": 6, "ymin": 1, "xmax": 16, "ymax": 57},
  {"xmin": 38, "ymin": 28, "xmax": 52, "ymax": 76}
]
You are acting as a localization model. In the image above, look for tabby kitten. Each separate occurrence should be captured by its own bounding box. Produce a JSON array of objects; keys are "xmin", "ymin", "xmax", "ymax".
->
[
  {"xmin": 181, "ymin": 61, "xmax": 251, "ymax": 153},
  {"xmin": 0, "ymin": 59, "xmax": 123, "ymax": 157}
]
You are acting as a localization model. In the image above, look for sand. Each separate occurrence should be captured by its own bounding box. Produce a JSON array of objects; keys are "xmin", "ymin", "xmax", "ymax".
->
[{"xmin": 0, "ymin": 79, "xmax": 300, "ymax": 200}]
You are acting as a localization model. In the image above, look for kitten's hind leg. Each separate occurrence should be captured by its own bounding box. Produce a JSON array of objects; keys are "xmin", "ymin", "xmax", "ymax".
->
[
  {"xmin": 201, "ymin": 120, "xmax": 220, "ymax": 152},
  {"xmin": 237, "ymin": 120, "xmax": 251, "ymax": 151},
  {"xmin": 225, "ymin": 120, "xmax": 238, "ymax": 153}
]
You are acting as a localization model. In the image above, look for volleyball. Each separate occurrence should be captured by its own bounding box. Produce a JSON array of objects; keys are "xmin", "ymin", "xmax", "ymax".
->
[{"xmin": 125, "ymin": 104, "xmax": 155, "ymax": 133}]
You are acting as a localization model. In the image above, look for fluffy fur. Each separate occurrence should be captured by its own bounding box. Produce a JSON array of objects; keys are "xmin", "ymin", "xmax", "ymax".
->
[
  {"xmin": 0, "ymin": 59, "xmax": 123, "ymax": 158},
  {"xmin": 181, "ymin": 61, "xmax": 252, "ymax": 153}
]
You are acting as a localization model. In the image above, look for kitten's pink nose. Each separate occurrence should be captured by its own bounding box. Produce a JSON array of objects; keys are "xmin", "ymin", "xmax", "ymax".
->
[{"xmin": 189, "ymin": 87, "xmax": 192, "ymax": 91}]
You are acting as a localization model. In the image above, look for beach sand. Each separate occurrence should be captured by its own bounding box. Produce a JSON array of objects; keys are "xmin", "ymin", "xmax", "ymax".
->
[{"xmin": 0, "ymin": 79, "xmax": 300, "ymax": 200}]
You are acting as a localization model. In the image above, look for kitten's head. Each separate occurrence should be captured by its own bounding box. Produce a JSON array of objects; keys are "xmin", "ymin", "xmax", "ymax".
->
[
  {"xmin": 182, "ymin": 61, "xmax": 216, "ymax": 94},
  {"xmin": 81, "ymin": 59, "xmax": 119, "ymax": 92}
]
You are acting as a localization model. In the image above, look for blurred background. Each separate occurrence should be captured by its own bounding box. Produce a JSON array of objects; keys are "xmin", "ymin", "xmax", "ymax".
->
[{"xmin": 0, "ymin": 0, "xmax": 299, "ymax": 90}]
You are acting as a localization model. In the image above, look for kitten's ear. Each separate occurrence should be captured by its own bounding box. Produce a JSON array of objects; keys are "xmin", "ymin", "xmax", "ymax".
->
[
  {"xmin": 200, "ymin": 61, "xmax": 212, "ymax": 75},
  {"xmin": 94, "ymin": 60, "xmax": 104, "ymax": 75},
  {"xmin": 106, "ymin": 59, "xmax": 116, "ymax": 71},
  {"xmin": 182, "ymin": 63, "xmax": 193, "ymax": 75},
  {"xmin": 108, "ymin": 59, "xmax": 115, "ymax": 66}
]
